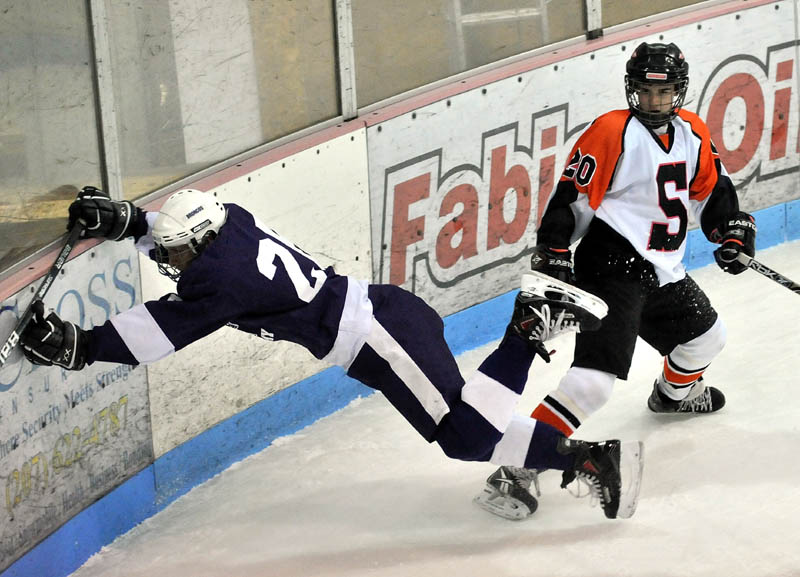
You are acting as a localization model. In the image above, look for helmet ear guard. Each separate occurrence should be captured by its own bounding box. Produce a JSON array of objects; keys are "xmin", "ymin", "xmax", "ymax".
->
[{"xmin": 625, "ymin": 42, "xmax": 689, "ymax": 128}]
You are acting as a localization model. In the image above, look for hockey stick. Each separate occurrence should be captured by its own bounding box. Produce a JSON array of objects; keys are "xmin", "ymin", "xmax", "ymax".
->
[
  {"xmin": 736, "ymin": 252, "xmax": 800, "ymax": 295},
  {"xmin": 0, "ymin": 224, "xmax": 84, "ymax": 368}
]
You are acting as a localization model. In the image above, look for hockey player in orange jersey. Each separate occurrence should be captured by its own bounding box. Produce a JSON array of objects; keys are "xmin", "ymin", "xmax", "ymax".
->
[{"xmin": 475, "ymin": 42, "xmax": 757, "ymax": 520}]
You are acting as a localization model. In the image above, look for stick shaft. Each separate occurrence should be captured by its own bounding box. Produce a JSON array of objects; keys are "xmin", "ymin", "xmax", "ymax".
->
[
  {"xmin": 736, "ymin": 252, "xmax": 800, "ymax": 294},
  {"xmin": 0, "ymin": 225, "xmax": 84, "ymax": 367}
]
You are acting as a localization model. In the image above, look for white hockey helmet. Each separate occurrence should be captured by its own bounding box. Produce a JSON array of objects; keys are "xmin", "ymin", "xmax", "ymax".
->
[{"xmin": 152, "ymin": 189, "xmax": 227, "ymax": 280}]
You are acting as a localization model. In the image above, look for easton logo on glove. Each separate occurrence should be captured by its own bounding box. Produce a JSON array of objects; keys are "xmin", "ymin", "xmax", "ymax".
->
[
  {"xmin": 714, "ymin": 212, "xmax": 756, "ymax": 275},
  {"xmin": 530, "ymin": 245, "xmax": 575, "ymax": 285},
  {"xmin": 549, "ymin": 257, "xmax": 572, "ymax": 268},
  {"xmin": 730, "ymin": 218, "xmax": 756, "ymax": 228}
]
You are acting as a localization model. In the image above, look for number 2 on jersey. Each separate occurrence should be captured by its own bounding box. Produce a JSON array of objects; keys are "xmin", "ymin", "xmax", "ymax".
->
[
  {"xmin": 563, "ymin": 149, "xmax": 597, "ymax": 187},
  {"xmin": 254, "ymin": 220, "xmax": 327, "ymax": 302},
  {"xmin": 648, "ymin": 162, "xmax": 688, "ymax": 252}
]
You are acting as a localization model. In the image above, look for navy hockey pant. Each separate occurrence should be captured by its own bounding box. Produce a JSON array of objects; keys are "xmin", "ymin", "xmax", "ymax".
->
[{"xmin": 347, "ymin": 285, "xmax": 538, "ymax": 462}]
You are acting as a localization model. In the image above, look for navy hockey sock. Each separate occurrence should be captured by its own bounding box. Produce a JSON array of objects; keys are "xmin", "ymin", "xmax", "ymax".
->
[
  {"xmin": 524, "ymin": 421, "xmax": 575, "ymax": 471},
  {"xmin": 477, "ymin": 334, "xmax": 535, "ymax": 395}
]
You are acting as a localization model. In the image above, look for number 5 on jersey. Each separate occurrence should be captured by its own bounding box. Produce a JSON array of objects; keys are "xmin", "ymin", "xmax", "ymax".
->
[{"xmin": 649, "ymin": 162, "xmax": 688, "ymax": 252}]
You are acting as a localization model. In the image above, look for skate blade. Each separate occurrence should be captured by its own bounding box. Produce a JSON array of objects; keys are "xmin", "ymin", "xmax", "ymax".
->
[
  {"xmin": 616, "ymin": 441, "xmax": 644, "ymax": 519},
  {"xmin": 520, "ymin": 272, "xmax": 609, "ymax": 321},
  {"xmin": 473, "ymin": 486, "xmax": 534, "ymax": 521}
]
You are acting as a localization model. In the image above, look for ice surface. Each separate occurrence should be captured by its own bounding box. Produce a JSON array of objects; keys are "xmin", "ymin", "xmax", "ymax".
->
[{"xmin": 70, "ymin": 241, "xmax": 800, "ymax": 577}]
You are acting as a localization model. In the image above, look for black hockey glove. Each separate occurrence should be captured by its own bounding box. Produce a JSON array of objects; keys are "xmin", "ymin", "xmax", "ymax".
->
[
  {"xmin": 530, "ymin": 245, "xmax": 575, "ymax": 284},
  {"xmin": 20, "ymin": 301, "xmax": 88, "ymax": 370},
  {"xmin": 713, "ymin": 211, "xmax": 756, "ymax": 275},
  {"xmin": 68, "ymin": 186, "xmax": 138, "ymax": 241}
]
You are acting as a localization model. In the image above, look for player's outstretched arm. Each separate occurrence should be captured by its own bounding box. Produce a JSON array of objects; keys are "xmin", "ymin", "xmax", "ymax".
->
[
  {"xmin": 19, "ymin": 301, "xmax": 88, "ymax": 370},
  {"xmin": 68, "ymin": 185, "xmax": 147, "ymax": 241}
]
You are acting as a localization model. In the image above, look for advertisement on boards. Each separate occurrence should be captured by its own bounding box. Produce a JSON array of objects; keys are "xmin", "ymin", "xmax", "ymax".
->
[
  {"xmin": 367, "ymin": 1, "xmax": 800, "ymax": 316},
  {"xmin": 0, "ymin": 241, "xmax": 152, "ymax": 571}
]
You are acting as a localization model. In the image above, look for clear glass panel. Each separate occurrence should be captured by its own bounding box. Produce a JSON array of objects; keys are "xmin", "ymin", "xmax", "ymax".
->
[
  {"xmin": 352, "ymin": 0, "xmax": 585, "ymax": 107},
  {"xmin": 106, "ymin": 0, "xmax": 339, "ymax": 201},
  {"xmin": 0, "ymin": 1, "xmax": 102, "ymax": 275},
  {"xmin": 602, "ymin": 0, "xmax": 706, "ymax": 28},
  {"xmin": 460, "ymin": 0, "xmax": 584, "ymax": 69}
]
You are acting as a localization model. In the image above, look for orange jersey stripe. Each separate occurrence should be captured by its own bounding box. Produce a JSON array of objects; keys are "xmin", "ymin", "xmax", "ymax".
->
[
  {"xmin": 559, "ymin": 109, "xmax": 629, "ymax": 210},
  {"xmin": 677, "ymin": 108, "xmax": 719, "ymax": 201}
]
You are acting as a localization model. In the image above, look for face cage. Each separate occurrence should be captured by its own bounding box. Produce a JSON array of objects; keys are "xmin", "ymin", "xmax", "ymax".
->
[
  {"xmin": 625, "ymin": 76, "xmax": 688, "ymax": 128},
  {"xmin": 154, "ymin": 243, "xmax": 198, "ymax": 282}
]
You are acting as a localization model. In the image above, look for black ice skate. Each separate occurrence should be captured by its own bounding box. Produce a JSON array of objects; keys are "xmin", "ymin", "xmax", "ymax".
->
[
  {"xmin": 508, "ymin": 272, "xmax": 608, "ymax": 361},
  {"xmin": 558, "ymin": 437, "xmax": 644, "ymax": 519},
  {"xmin": 647, "ymin": 378, "xmax": 726, "ymax": 414},
  {"xmin": 473, "ymin": 466, "xmax": 542, "ymax": 521}
]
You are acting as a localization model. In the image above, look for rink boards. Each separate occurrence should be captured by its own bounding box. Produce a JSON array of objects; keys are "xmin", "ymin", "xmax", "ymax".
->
[{"xmin": 1, "ymin": 0, "xmax": 799, "ymax": 575}]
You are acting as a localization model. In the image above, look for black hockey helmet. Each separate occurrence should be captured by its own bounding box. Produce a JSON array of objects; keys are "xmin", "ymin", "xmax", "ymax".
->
[{"xmin": 625, "ymin": 42, "xmax": 689, "ymax": 128}]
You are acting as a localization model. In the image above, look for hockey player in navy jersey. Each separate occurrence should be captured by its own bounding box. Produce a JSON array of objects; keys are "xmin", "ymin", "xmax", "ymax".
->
[
  {"xmin": 20, "ymin": 186, "xmax": 644, "ymax": 520},
  {"xmin": 475, "ymin": 41, "xmax": 757, "ymax": 520}
]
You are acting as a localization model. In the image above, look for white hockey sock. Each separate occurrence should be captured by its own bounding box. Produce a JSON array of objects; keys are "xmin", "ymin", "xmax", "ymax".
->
[
  {"xmin": 488, "ymin": 414, "xmax": 535, "ymax": 468},
  {"xmin": 658, "ymin": 317, "xmax": 727, "ymax": 401}
]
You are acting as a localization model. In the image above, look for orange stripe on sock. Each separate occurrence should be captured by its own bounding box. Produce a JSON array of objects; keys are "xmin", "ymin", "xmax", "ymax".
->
[
  {"xmin": 663, "ymin": 359, "xmax": 704, "ymax": 385},
  {"xmin": 531, "ymin": 404, "xmax": 575, "ymax": 436}
]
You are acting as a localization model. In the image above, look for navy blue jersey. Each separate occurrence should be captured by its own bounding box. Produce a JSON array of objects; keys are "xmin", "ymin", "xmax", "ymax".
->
[
  {"xmin": 88, "ymin": 204, "xmax": 349, "ymax": 365},
  {"xmin": 84, "ymin": 202, "xmax": 545, "ymax": 460},
  {"xmin": 79, "ymin": 201, "xmax": 560, "ymax": 472}
]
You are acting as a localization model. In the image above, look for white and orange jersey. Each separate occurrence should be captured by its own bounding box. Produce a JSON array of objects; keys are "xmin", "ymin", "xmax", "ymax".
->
[{"xmin": 550, "ymin": 108, "xmax": 727, "ymax": 285}]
